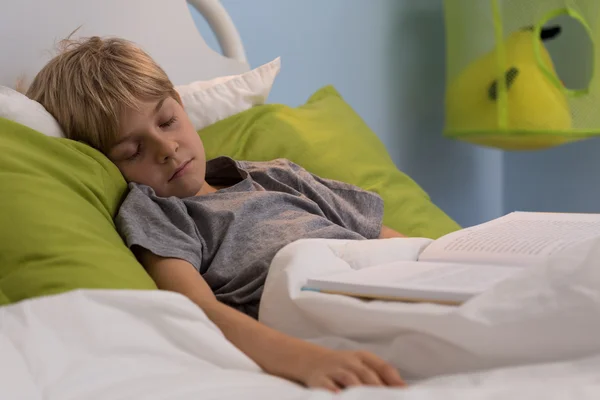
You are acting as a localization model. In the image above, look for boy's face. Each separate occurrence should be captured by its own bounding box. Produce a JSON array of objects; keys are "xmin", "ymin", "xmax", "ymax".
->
[{"xmin": 108, "ymin": 95, "xmax": 209, "ymax": 198}]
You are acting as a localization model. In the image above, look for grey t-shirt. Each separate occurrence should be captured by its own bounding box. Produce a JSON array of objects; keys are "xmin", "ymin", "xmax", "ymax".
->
[{"xmin": 115, "ymin": 156, "xmax": 383, "ymax": 318}]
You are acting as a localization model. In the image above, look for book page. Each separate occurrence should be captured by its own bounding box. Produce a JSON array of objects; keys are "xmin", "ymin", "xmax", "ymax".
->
[
  {"xmin": 391, "ymin": 262, "xmax": 518, "ymax": 292},
  {"xmin": 419, "ymin": 212, "xmax": 600, "ymax": 267},
  {"xmin": 304, "ymin": 261, "xmax": 520, "ymax": 304}
]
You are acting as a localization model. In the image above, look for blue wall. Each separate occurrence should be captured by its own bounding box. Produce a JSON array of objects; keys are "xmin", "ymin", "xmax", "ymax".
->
[
  {"xmin": 190, "ymin": 0, "xmax": 507, "ymax": 228},
  {"xmin": 503, "ymin": 15, "xmax": 600, "ymax": 216},
  {"xmin": 503, "ymin": 141, "xmax": 600, "ymax": 214}
]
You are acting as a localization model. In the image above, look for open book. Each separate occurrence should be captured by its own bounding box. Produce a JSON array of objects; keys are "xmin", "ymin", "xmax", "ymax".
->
[{"xmin": 302, "ymin": 211, "xmax": 600, "ymax": 305}]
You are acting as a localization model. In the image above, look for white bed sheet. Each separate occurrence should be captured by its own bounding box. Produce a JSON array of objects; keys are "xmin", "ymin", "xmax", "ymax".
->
[
  {"xmin": 2, "ymin": 289, "xmax": 600, "ymax": 400},
  {"xmin": 259, "ymin": 237, "xmax": 600, "ymax": 381}
]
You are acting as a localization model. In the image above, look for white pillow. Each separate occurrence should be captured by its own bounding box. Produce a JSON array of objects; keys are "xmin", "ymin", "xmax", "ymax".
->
[
  {"xmin": 0, "ymin": 57, "xmax": 281, "ymax": 137},
  {"xmin": 176, "ymin": 57, "xmax": 281, "ymax": 130},
  {"xmin": 0, "ymin": 86, "xmax": 64, "ymax": 138}
]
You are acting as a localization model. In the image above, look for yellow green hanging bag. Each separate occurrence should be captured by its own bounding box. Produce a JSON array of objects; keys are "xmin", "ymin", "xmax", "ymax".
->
[{"xmin": 443, "ymin": 0, "xmax": 598, "ymax": 150}]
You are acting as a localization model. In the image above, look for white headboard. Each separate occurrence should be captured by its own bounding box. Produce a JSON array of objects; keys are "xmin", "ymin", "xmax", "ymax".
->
[{"xmin": 0, "ymin": 0, "xmax": 250, "ymax": 88}]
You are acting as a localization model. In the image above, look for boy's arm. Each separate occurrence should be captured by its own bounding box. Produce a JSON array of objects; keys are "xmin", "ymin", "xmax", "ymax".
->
[
  {"xmin": 379, "ymin": 225, "xmax": 405, "ymax": 239},
  {"xmin": 139, "ymin": 249, "xmax": 405, "ymax": 392}
]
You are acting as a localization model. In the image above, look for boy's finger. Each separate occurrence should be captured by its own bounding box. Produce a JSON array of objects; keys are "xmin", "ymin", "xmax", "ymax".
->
[
  {"xmin": 381, "ymin": 366, "xmax": 406, "ymax": 387},
  {"xmin": 332, "ymin": 370, "xmax": 362, "ymax": 388},
  {"xmin": 353, "ymin": 364, "xmax": 384, "ymax": 386},
  {"xmin": 315, "ymin": 377, "xmax": 341, "ymax": 393},
  {"xmin": 360, "ymin": 353, "xmax": 406, "ymax": 387}
]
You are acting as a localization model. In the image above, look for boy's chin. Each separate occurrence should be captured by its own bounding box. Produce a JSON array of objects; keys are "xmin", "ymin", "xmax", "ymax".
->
[{"xmin": 160, "ymin": 180, "xmax": 203, "ymax": 199}]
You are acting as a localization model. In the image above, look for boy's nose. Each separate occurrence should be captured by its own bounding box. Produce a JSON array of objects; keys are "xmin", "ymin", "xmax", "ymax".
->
[{"xmin": 156, "ymin": 139, "xmax": 179, "ymax": 163}]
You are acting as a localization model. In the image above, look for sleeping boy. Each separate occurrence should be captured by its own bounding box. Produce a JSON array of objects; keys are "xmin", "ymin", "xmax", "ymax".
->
[{"xmin": 26, "ymin": 36, "xmax": 406, "ymax": 392}]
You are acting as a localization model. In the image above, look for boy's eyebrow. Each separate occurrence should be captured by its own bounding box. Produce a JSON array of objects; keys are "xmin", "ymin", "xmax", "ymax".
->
[{"xmin": 112, "ymin": 98, "xmax": 168, "ymax": 147}]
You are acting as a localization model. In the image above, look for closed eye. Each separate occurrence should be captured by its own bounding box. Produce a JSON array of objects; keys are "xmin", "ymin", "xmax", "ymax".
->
[
  {"xmin": 126, "ymin": 144, "xmax": 142, "ymax": 161},
  {"xmin": 159, "ymin": 116, "xmax": 177, "ymax": 129}
]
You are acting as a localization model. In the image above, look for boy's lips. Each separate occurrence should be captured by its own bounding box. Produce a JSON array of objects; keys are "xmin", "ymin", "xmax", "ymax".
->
[{"xmin": 169, "ymin": 159, "xmax": 193, "ymax": 182}]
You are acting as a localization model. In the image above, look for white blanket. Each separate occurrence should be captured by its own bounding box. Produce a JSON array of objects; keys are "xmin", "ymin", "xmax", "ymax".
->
[
  {"xmin": 2, "ymin": 289, "xmax": 600, "ymax": 399},
  {"xmin": 259, "ymin": 237, "xmax": 600, "ymax": 380}
]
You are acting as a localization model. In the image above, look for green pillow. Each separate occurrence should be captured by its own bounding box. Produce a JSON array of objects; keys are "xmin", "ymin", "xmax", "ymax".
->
[
  {"xmin": 200, "ymin": 85, "xmax": 460, "ymax": 239},
  {"xmin": 0, "ymin": 118, "xmax": 155, "ymax": 305}
]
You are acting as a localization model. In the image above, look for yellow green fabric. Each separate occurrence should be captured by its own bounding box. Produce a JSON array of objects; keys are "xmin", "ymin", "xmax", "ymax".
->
[
  {"xmin": 0, "ymin": 118, "xmax": 156, "ymax": 305},
  {"xmin": 200, "ymin": 85, "xmax": 461, "ymax": 239}
]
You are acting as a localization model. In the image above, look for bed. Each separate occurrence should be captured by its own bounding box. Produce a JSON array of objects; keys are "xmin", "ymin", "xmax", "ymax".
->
[{"xmin": 1, "ymin": 0, "xmax": 600, "ymax": 398}]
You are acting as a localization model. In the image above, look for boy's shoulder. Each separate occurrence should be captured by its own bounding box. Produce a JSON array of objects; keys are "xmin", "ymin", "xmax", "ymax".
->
[
  {"xmin": 235, "ymin": 157, "xmax": 304, "ymax": 175},
  {"xmin": 233, "ymin": 156, "xmax": 291, "ymax": 167},
  {"xmin": 119, "ymin": 182, "xmax": 182, "ymax": 214},
  {"xmin": 233, "ymin": 158, "xmax": 310, "ymax": 186}
]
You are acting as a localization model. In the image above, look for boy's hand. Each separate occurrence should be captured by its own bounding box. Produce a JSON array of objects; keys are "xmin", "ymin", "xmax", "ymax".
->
[{"xmin": 298, "ymin": 347, "xmax": 406, "ymax": 392}]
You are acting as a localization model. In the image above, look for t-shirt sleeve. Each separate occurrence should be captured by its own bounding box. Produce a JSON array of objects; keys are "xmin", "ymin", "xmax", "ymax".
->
[
  {"xmin": 114, "ymin": 183, "xmax": 203, "ymax": 271},
  {"xmin": 275, "ymin": 160, "xmax": 384, "ymax": 239}
]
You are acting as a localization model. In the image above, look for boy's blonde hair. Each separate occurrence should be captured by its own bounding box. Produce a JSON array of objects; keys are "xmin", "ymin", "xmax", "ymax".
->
[{"xmin": 26, "ymin": 36, "xmax": 180, "ymax": 153}]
